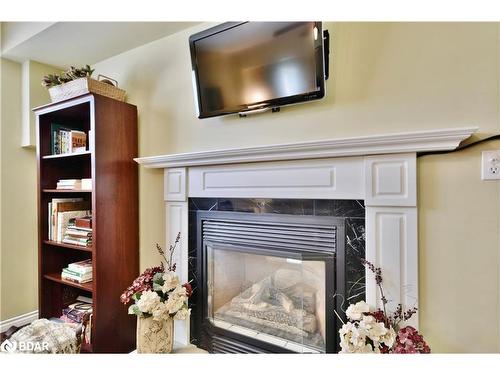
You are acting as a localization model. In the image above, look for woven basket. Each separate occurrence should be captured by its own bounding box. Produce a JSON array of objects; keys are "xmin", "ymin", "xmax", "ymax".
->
[{"xmin": 48, "ymin": 75, "xmax": 126, "ymax": 103}]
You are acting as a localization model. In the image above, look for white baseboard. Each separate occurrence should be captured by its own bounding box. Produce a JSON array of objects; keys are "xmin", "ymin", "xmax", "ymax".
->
[{"xmin": 0, "ymin": 311, "xmax": 38, "ymax": 333}]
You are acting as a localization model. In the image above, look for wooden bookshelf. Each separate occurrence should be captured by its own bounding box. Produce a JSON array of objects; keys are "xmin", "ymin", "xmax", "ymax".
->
[{"xmin": 34, "ymin": 94, "xmax": 139, "ymax": 353}]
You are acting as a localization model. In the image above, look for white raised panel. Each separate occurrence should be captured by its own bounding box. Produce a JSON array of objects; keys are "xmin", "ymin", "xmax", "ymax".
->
[
  {"xmin": 365, "ymin": 206, "xmax": 418, "ymax": 328},
  {"xmin": 165, "ymin": 201, "xmax": 189, "ymax": 344},
  {"xmin": 164, "ymin": 168, "xmax": 186, "ymax": 201},
  {"xmin": 365, "ymin": 153, "xmax": 416, "ymax": 207},
  {"xmin": 188, "ymin": 157, "xmax": 364, "ymax": 199}
]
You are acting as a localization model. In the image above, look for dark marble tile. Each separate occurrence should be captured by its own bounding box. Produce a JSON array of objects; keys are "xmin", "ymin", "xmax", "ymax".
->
[
  {"xmin": 218, "ymin": 198, "xmax": 267, "ymax": 213},
  {"xmin": 333, "ymin": 200, "xmax": 365, "ymax": 218},
  {"xmin": 189, "ymin": 198, "xmax": 218, "ymax": 212},
  {"xmin": 313, "ymin": 200, "xmax": 334, "ymax": 216},
  {"xmin": 313, "ymin": 200, "xmax": 365, "ymax": 218},
  {"xmin": 345, "ymin": 218, "xmax": 366, "ymax": 256},
  {"xmin": 218, "ymin": 198, "xmax": 314, "ymax": 215},
  {"xmin": 260, "ymin": 199, "xmax": 313, "ymax": 215},
  {"xmin": 345, "ymin": 218, "xmax": 366, "ymax": 304}
]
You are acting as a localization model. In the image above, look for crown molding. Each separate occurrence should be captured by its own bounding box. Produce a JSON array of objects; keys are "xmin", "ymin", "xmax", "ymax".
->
[{"xmin": 135, "ymin": 127, "xmax": 478, "ymax": 168}]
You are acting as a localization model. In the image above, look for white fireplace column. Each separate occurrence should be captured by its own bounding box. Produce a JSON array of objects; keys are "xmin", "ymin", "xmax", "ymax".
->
[{"xmin": 137, "ymin": 127, "xmax": 477, "ymax": 346}]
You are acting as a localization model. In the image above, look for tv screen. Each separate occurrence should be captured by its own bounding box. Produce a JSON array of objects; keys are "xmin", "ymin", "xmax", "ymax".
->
[{"xmin": 189, "ymin": 22, "xmax": 327, "ymax": 119}]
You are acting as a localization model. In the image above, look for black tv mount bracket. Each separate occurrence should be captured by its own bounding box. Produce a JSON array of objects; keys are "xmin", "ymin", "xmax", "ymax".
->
[
  {"xmin": 238, "ymin": 107, "xmax": 280, "ymax": 117},
  {"xmin": 323, "ymin": 29, "xmax": 330, "ymax": 80}
]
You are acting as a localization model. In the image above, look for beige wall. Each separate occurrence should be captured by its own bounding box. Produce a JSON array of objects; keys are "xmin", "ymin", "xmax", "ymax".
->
[
  {"xmin": 419, "ymin": 140, "xmax": 500, "ymax": 352},
  {"xmin": 0, "ymin": 58, "xmax": 38, "ymax": 320},
  {"xmin": 1, "ymin": 23, "xmax": 499, "ymax": 352},
  {"xmin": 22, "ymin": 60, "xmax": 61, "ymax": 147}
]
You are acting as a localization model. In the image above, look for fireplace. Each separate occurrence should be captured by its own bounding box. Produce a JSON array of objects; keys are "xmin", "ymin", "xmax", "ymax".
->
[
  {"xmin": 188, "ymin": 199, "xmax": 365, "ymax": 353},
  {"xmin": 136, "ymin": 128, "xmax": 475, "ymax": 350}
]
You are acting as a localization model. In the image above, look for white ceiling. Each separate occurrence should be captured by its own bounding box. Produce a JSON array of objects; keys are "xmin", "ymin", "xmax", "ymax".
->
[{"xmin": 1, "ymin": 22, "xmax": 200, "ymax": 68}]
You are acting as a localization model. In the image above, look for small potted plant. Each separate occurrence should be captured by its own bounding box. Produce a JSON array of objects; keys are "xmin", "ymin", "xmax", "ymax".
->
[
  {"xmin": 42, "ymin": 65, "xmax": 126, "ymax": 103},
  {"xmin": 120, "ymin": 234, "xmax": 192, "ymax": 353}
]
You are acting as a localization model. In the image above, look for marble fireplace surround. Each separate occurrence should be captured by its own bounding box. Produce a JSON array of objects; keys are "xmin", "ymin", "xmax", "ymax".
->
[{"xmin": 135, "ymin": 127, "xmax": 477, "ymax": 346}]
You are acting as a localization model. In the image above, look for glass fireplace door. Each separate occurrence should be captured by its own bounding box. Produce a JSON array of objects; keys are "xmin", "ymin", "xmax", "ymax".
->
[{"xmin": 206, "ymin": 243, "xmax": 329, "ymax": 353}]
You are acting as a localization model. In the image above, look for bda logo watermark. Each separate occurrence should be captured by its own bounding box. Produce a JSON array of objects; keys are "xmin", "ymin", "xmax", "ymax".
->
[
  {"xmin": 0, "ymin": 339, "xmax": 16, "ymax": 353},
  {"xmin": 1, "ymin": 338, "xmax": 49, "ymax": 353}
]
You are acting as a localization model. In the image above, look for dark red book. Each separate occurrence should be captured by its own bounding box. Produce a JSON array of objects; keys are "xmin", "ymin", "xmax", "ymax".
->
[{"xmin": 75, "ymin": 216, "xmax": 92, "ymax": 229}]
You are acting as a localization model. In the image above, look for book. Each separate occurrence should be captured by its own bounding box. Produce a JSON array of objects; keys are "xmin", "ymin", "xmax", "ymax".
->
[
  {"xmin": 62, "ymin": 267, "xmax": 92, "ymax": 278},
  {"xmin": 76, "ymin": 295, "xmax": 93, "ymax": 304},
  {"xmin": 50, "ymin": 124, "xmax": 72, "ymax": 154},
  {"xmin": 57, "ymin": 182, "xmax": 82, "ymax": 190},
  {"xmin": 68, "ymin": 259, "xmax": 92, "ymax": 272},
  {"xmin": 61, "ymin": 309, "xmax": 87, "ymax": 323},
  {"xmin": 67, "ymin": 224, "xmax": 92, "ymax": 233},
  {"xmin": 56, "ymin": 179, "xmax": 83, "ymax": 190},
  {"xmin": 61, "ymin": 273, "xmax": 92, "ymax": 284},
  {"xmin": 62, "ymin": 237, "xmax": 92, "ymax": 247},
  {"xmin": 56, "ymin": 179, "xmax": 91, "ymax": 190},
  {"xmin": 70, "ymin": 130, "xmax": 87, "ymax": 153},
  {"xmin": 48, "ymin": 202, "xmax": 52, "ymax": 240},
  {"xmin": 62, "ymin": 302, "xmax": 92, "ymax": 323},
  {"xmin": 60, "ymin": 129, "xmax": 70, "ymax": 154},
  {"xmin": 61, "ymin": 268, "xmax": 92, "ymax": 279},
  {"xmin": 64, "ymin": 228, "xmax": 92, "ymax": 237},
  {"xmin": 81, "ymin": 178, "xmax": 92, "ymax": 190},
  {"xmin": 75, "ymin": 216, "xmax": 92, "ymax": 229}
]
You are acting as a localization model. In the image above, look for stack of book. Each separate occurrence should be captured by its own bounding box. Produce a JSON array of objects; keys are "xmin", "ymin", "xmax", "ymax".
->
[
  {"xmin": 51, "ymin": 123, "xmax": 87, "ymax": 155},
  {"xmin": 61, "ymin": 259, "xmax": 92, "ymax": 284},
  {"xmin": 60, "ymin": 295, "xmax": 93, "ymax": 345},
  {"xmin": 63, "ymin": 216, "xmax": 92, "ymax": 247},
  {"xmin": 56, "ymin": 178, "xmax": 92, "ymax": 190},
  {"xmin": 47, "ymin": 199, "xmax": 91, "ymax": 242},
  {"xmin": 61, "ymin": 296, "xmax": 92, "ymax": 324}
]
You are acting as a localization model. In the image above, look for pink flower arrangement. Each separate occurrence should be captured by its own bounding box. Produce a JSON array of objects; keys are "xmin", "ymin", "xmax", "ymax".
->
[
  {"xmin": 120, "ymin": 265, "xmax": 164, "ymax": 304},
  {"xmin": 120, "ymin": 234, "xmax": 193, "ymax": 321},
  {"xmin": 393, "ymin": 326, "xmax": 430, "ymax": 354}
]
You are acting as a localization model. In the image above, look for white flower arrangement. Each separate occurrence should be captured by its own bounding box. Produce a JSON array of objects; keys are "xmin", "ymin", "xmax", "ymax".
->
[
  {"xmin": 339, "ymin": 306, "xmax": 396, "ymax": 353},
  {"xmin": 337, "ymin": 260, "xmax": 429, "ymax": 354}
]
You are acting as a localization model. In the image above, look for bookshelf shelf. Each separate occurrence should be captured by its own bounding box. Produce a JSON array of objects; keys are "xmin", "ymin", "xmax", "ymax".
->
[
  {"xmin": 42, "ymin": 151, "xmax": 92, "ymax": 159},
  {"xmin": 43, "ymin": 189, "xmax": 92, "ymax": 193},
  {"xmin": 43, "ymin": 240, "xmax": 93, "ymax": 253},
  {"xmin": 35, "ymin": 94, "xmax": 138, "ymax": 353},
  {"xmin": 44, "ymin": 272, "xmax": 94, "ymax": 292}
]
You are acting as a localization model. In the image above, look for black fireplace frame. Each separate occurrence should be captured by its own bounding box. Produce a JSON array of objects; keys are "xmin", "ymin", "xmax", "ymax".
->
[{"xmin": 193, "ymin": 210, "xmax": 346, "ymax": 353}]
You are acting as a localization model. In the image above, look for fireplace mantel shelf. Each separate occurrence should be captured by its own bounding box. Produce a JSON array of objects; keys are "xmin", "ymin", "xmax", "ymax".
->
[{"xmin": 134, "ymin": 127, "xmax": 477, "ymax": 168}]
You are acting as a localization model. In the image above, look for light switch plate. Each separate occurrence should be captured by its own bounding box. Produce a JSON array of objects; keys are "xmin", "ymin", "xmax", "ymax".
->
[{"xmin": 481, "ymin": 151, "xmax": 500, "ymax": 180}]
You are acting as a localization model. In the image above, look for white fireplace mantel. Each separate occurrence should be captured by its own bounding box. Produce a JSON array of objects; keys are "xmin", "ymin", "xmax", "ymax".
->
[
  {"xmin": 135, "ymin": 127, "xmax": 477, "ymax": 168},
  {"xmin": 135, "ymin": 127, "xmax": 477, "ymax": 347}
]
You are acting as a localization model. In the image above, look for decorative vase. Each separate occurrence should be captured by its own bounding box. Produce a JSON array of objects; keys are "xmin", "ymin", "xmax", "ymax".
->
[{"xmin": 136, "ymin": 316, "xmax": 174, "ymax": 353}]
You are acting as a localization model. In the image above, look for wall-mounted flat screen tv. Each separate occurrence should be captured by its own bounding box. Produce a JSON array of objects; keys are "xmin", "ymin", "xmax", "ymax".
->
[{"xmin": 189, "ymin": 22, "xmax": 328, "ymax": 119}]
